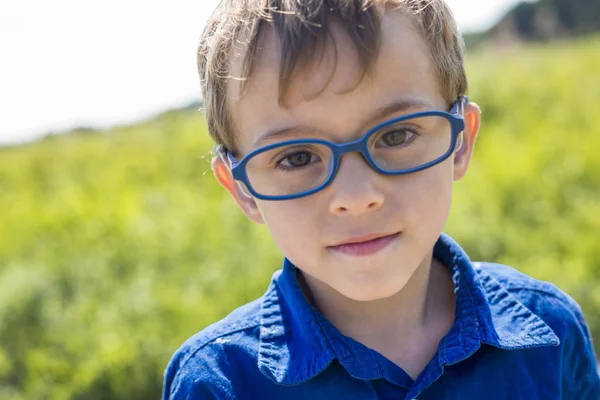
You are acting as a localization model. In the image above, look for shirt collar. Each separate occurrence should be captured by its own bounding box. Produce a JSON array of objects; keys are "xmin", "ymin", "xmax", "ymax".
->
[
  {"xmin": 257, "ymin": 260, "xmax": 336, "ymax": 385},
  {"xmin": 257, "ymin": 233, "xmax": 559, "ymax": 385},
  {"xmin": 432, "ymin": 233, "xmax": 559, "ymax": 366}
]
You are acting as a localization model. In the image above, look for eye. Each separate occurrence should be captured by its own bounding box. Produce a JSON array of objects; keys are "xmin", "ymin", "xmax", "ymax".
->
[
  {"xmin": 377, "ymin": 129, "xmax": 415, "ymax": 147},
  {"xmin": 279, "ymin": 151, "xmax": 318, "ymax": 168}
]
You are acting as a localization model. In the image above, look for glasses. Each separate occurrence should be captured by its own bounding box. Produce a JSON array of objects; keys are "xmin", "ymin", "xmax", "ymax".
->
[{"xmin": 219, "ymin": 97, "xmax": 468, "ymax": 201}]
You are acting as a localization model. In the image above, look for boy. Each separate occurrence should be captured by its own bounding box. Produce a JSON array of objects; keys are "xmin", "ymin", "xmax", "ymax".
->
[{"xmin": 163, "ymin": 0, "xmax": 600, "ymax": 398}]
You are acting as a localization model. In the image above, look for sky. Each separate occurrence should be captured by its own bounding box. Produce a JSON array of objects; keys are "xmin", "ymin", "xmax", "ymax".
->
[{"xmin": 0, "ymin": 0, "xmax": 525, "ymax": 146}]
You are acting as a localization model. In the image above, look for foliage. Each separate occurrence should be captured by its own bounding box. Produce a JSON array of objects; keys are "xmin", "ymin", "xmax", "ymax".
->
[
  {"xmin": 449, "ymin": 34, "xmax": 600, "ymax": 348},
  {"xmin": 0, "ymin": 36, "xmax": 599, "ymax": 399}
]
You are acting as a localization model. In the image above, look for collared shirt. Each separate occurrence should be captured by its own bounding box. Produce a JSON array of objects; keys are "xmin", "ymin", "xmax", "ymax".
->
[{"xmin": 163, "ymin": 234, "xmax": 600, "ymax": 399}]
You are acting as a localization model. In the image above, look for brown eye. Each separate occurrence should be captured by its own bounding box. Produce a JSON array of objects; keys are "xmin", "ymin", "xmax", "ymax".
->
[
  {"xmin": 380, "ymin": 130, "xmax": 414, "ymax": 147},
  {"xmin": 288, "ymin": 152, "xmax": 310, "ymax": 166},
  {"xmin": 280, "ymin": 151, "xmax": 315, "ymax": 168}
]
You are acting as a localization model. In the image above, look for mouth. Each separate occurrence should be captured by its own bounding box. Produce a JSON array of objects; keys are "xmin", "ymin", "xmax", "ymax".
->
[{"xmin": 328, "ymin": 232, "xmax": 400, "ymax": 257}]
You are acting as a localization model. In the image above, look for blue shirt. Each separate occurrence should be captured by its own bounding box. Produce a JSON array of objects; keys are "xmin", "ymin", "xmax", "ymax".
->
[{"xmin": 163, "ymin": 234, "xmax": 600, "ymax": 399}]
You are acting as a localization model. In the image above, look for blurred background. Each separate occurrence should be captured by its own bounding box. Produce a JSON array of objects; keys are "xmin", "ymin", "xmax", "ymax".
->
[{"xmin": 1, "ymin": 0, "xmax": 599, "ymax": 398}]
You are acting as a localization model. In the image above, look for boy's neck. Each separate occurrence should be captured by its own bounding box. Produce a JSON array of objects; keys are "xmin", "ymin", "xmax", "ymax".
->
[{"xmin": 297, "ymin": 252, "xmax": 456, "ymax": 372}]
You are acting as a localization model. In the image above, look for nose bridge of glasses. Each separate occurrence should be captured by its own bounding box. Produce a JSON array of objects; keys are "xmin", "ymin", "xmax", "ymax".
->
[
  {"xmin": 332, "ymin": 137, "xmax": 371, "ymax": 160},
  {"xmin": 328, "ymin": 138, "xmax": 376, "ymax": 182}
]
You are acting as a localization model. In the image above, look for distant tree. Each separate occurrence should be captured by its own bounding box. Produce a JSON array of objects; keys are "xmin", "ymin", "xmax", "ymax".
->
[
  {"xmin": 468, "ymin": 0, "xmax": 600, "ymax": 47},
  {"xmin": 513, "ymin": 2, "xmax": 538, "ymax": 39}
]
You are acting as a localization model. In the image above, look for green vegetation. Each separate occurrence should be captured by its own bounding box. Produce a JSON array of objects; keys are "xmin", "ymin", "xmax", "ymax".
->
[{"xmin": 0, "ymin": 36, "xmax": 599, "ymax": 399}]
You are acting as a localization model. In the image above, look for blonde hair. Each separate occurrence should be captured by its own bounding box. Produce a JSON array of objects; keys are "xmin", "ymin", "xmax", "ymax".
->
[{"xmin": 197, "ymin": 0, "xmax": 468, "ymax": 153}]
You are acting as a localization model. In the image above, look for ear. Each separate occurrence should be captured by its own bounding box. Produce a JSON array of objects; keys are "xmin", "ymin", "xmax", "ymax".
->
[
  {"xmin": 453, "ymin": 102, "xmax": 481, "ymax": 181},
  {"xmin": 212, "ymin": 155, "xmax": 265, "ymax": 224}
]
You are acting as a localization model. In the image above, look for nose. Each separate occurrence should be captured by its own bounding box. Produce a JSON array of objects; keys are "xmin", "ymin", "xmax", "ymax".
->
[{"xmin": 328, "ymin": 153, "xmax": 385, "ymax": 216}]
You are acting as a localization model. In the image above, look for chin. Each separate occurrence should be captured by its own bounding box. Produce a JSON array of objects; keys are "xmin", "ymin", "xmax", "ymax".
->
[
  {"xmin": 342, "ymin": 289, "xmax": 400, "ymax": 302},
  {"xmin": 337, "ymin": 279, "xmax": 405, "ymax": 302}
]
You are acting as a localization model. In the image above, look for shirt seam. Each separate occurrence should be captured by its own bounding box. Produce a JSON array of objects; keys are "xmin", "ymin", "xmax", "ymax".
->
[
  {"xmin": 504, "ymin": 283, "xmax": 587, "ymax": 323},
  {"xmin": 564, "ymin": 372, "xmax": 599, "ymax": 397},
  {"xmin": 503, "ymin": 285, "xmax": 576, "ymax": 305},
  {"xmin": 170, "ymin": 319, "xmax": 261, "ymax": 396},
  {"xmin": 476, "ymin": 263, "xmax": 563, "ymax": 295},
  {"xmin": 179, "ymin": 319, "xmax": 261, "ymax": 367}
]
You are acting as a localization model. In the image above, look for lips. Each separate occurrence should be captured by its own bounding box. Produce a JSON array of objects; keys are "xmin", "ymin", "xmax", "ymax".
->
[{"xmin": 328, "ymin": 232, "xmax": 400, "ymax": 256}]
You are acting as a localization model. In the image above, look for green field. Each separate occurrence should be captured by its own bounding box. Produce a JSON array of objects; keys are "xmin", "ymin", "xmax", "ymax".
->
[{"xmin": 0, "ymin": 36, "xmax": 599, "ymax": 399}]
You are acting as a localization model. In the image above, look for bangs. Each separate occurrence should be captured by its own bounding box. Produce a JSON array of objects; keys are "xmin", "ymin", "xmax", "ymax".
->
[{"xmin": 240, "ymin": 0, "xmax": 381, "ymax": 106}]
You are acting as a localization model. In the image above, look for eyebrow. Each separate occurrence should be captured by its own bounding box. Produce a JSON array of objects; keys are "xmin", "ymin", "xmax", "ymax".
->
[{"xmin": 251, "ymin": 98, "xmax": 435, "ymax": 149}]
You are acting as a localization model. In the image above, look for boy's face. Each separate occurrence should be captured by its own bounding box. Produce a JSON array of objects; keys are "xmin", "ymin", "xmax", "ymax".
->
[{"xmin": 214, "ymin": 9, "xmax": 480, "ymax": 302}]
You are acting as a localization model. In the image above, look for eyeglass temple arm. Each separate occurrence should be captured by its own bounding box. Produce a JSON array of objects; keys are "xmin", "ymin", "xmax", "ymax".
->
[
  {"xmin": 216, "ymin": 144, "xmax": 240, "ymax": 167},
  {"xmin": 451, "ymin": 95, "xmax": 469, "ymax": 116}
]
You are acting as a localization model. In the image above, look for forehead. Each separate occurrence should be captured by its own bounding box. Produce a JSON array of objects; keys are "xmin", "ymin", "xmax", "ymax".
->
[{"xmin": 227, "ymin": 8, "xmax": 443, "ymax": 153}]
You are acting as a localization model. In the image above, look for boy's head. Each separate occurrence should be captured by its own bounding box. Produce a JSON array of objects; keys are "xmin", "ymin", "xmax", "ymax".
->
[{"xmin": 200, "ymin": 0, "xmax": 481, "ymax": 302}]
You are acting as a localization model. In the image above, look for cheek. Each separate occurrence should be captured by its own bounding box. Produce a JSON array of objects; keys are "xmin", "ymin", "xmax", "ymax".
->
[
  {"xmin": 397, "ymin": 162, "xmax": 454, "ymax": 228},
  {"xmin": 255, "ymin": 200, "xmax": 322, "ymax": 254}
]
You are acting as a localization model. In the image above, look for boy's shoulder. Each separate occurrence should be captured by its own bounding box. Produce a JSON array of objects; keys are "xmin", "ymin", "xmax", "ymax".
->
[
  {"xmin": 473, "ymin": 262, "xmax": 600, "ymax": 397},
  {"xmin": 177, "ymin": 296, "xmax": 263, "ymax": 352},
  {"xmin": 163, "ymin": 297, "xmax": 265, "ymax": 399}
]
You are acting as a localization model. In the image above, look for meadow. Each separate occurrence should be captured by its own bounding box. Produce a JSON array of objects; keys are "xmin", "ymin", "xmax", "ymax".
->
[{"xmin": 0, "ymin": 36, "xmax": 599, "ymax": 399}]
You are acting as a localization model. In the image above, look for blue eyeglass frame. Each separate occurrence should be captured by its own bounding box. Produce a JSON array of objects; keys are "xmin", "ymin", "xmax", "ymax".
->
[{"xmin": 219, "ymin": 96, "xmax": 468, "ymax": 201}]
